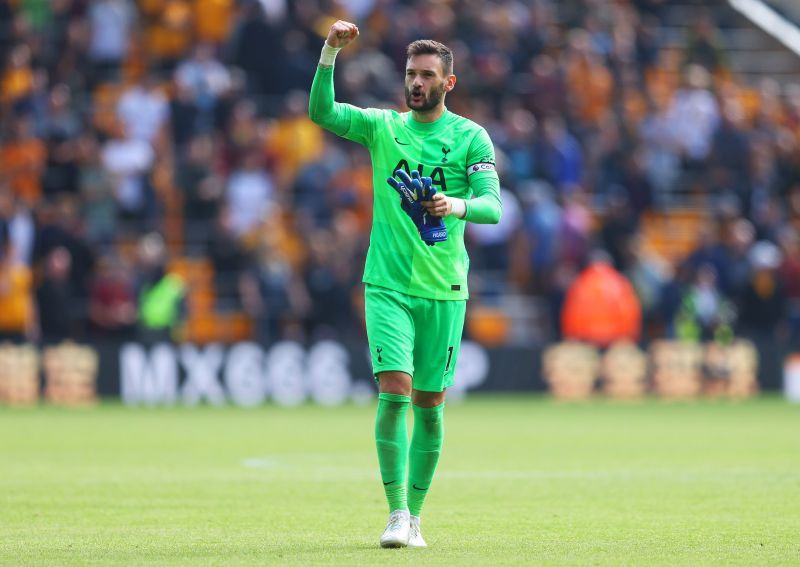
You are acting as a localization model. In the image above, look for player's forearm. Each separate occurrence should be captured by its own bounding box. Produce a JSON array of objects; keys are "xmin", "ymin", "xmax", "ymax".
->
[
  {"xmin": 462, "ymin": 176, "xmax": 502, "ymax": 224},
  {"xmin": 308, "ymin": 62, "xmax": 350, "ymax": 136}
]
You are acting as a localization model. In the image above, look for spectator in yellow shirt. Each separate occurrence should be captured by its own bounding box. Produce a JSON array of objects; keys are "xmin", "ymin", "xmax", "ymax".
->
[{"xmin": 0, "ymin": 244, "xmax": 35, "ymax": 343}]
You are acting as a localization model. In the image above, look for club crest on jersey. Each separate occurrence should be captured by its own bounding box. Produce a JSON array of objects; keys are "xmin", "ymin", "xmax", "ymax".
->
[{"xmin": 441, "ymin": 146, "xmax": 451, "ymax": 163}]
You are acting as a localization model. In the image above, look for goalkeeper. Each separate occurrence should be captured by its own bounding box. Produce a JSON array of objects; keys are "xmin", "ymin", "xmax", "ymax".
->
[{"xmin": 309, "ymin": 20, "xmax": 501, "ymax": 549}]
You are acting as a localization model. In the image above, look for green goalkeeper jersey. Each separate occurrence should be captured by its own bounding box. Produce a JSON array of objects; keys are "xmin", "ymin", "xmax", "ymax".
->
[{"xmin": 309, "ymin": 65, "xmax": 501, "ymax": 300}]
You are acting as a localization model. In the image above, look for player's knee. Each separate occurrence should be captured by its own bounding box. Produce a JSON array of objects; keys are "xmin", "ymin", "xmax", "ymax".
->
[
  {"xmin": 412, "ymin": 389, "xmax": 445, "ymax": 408},
  {"xmin": 377, "ymin": 371, "xmax": 412, "ymax": 396}
]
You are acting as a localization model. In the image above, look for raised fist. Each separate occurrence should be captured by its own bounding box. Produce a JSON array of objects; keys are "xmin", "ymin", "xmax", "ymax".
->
[{"xmin": 326, "ymin": 20, "xmax": 359, "ymax": 48}]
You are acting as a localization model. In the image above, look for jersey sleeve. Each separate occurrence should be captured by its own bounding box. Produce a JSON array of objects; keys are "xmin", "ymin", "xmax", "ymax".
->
[
  {"xmin": 463, "ymin": 127, "xmax": 502, "ymax": 224},
  {"xmin": 308, "ymin": 64, "xmax": 381, "ymax": 147}
]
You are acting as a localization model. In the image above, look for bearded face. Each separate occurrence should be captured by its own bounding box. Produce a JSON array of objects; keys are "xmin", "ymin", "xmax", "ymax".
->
[
  {"xmin": 404, "ymin": 54, "xmax": 453, "ymax": 115},
  {"xmin": 405, "ymin": 81, "xmax": 446, "ymax": 112}
]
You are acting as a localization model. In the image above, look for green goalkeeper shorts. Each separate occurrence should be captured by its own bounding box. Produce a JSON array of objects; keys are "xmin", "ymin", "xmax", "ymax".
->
[{"xmin": 365, "ymin": 284, "xmax": 466, "ymax": 392}]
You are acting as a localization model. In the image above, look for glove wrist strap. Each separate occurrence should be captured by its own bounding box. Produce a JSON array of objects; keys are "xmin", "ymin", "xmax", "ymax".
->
[
  {"xmin": 419, "ymin": 223, "xmax": 448, "ymax": 243},
  {"xmin": 319, "ymin": 42, "xmax": 342, "ymax": 66}
]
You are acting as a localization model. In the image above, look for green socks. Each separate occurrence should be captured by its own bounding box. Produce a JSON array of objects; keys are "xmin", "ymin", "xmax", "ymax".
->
[
  {"xmin": 408, "ymin": 403, "xmax": 444, "ymax": 517},
  {"xmin": 375, "ymin": 393, "xmax": 411, "ymax": 512},
  {"xmin": 375, "ymin": 394, "xmax": 445, "ymax": 516}
]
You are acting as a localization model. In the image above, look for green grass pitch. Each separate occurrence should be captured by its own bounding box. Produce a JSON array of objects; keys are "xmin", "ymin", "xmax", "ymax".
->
[{"xmin": 1, "ymin": 395, "xmax": 799, "ymax": 565}]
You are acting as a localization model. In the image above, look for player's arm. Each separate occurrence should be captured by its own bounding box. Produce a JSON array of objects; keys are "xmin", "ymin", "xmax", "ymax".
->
[
  {"xmin": 422, "ymin": 128, "xmax": 502, "ymax": 224},
  {"xmin": 308, "ymin": 20, "xmax": 377, "ymax": 146}
]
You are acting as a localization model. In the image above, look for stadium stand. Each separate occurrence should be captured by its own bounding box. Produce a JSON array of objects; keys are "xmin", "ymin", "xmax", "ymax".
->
[{"xmin": 0, "ymin": 0, "xmax": 799, "ymax": 349}]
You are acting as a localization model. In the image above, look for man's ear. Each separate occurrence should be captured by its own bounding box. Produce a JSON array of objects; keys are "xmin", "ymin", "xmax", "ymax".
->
[{"xmin": 445, "ymin": 74, "xmax": 457, "ymax": 92}]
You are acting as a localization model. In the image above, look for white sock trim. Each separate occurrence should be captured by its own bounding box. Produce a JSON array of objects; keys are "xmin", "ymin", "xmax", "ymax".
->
[{"xmin": 319, "ymin": 42, "xmax": 341, "ymax": 66}]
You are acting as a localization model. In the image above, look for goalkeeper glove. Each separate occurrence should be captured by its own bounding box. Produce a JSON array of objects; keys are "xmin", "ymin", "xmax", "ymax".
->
[{"xmin": 386, "ymin": 169, "xmax": 448, "ymax": 246}]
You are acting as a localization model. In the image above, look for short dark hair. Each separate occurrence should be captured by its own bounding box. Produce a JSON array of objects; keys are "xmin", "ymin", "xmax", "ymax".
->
[{"xmin": 406, "ymin": 40, "xmax": 453, "ymax": 75}]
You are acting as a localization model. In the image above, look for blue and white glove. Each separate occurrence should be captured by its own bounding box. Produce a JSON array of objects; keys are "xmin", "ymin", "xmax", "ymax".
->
[{"xmin": 387, "ymin": 169, "xmax": 448, "ymax": 246}]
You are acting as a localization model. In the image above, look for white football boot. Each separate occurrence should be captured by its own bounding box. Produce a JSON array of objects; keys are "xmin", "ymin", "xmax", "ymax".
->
[
  {"xmin": 380, "ymin": 509, "xmax": 410, "ymax": 548},
  {"xmin": 407, "ymin": 515, "xmax": 427, "ymax": 548}
]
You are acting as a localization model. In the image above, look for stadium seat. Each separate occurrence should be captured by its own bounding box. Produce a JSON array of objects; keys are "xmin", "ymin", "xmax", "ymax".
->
[
  {"xmin": 641, "ymin": 209, "xmax": 709, "ymax": 264},
  {"xmin": 466, "ymin": 306, "xmax": 511, "ymax": 347}
]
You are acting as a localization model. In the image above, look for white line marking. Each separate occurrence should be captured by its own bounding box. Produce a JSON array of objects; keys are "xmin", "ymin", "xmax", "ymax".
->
[{"xmin": 240, "ymin": 455, "xmax": 800, "ymax": 483}]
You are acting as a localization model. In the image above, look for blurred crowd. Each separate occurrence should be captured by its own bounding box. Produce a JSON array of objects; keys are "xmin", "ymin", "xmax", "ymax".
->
[{"xmin": 0, "ymin": 0, "xmax": 799, "ymax": 347}]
